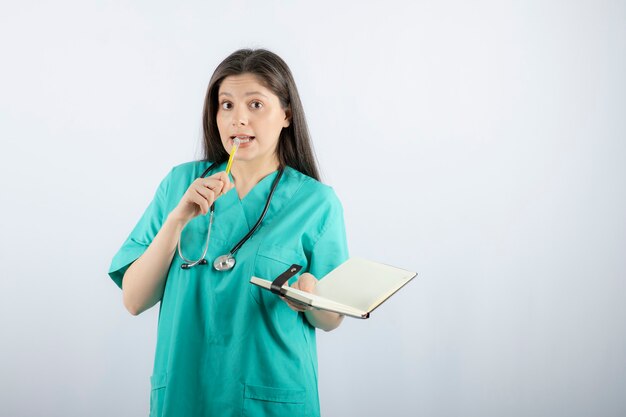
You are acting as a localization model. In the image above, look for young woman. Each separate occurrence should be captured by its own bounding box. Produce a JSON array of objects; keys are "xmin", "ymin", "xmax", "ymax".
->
[{"xmin": 108, "ymin": 49, "xmax": 348, "ymax": 417}]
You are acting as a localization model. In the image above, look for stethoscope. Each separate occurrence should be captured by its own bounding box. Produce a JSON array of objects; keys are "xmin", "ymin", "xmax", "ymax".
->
[{"xmin": 177, "ymin": 162, "xmax": 285, "ymax": 271}]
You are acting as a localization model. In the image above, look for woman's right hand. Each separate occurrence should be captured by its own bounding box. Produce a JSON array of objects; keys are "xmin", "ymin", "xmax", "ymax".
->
[{"xmin": 168, "ymin": 171, "xmax": 234, "ymax": 226}]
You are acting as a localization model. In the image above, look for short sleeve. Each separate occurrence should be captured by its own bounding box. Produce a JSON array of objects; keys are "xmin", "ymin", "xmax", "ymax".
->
[
  {"xmin": 107, "ymin": 169, "xmax": 173, "ymax": 289},
  {"xmin": 308, "ymin": 194, "xmax": 349, "ymax": 279}
]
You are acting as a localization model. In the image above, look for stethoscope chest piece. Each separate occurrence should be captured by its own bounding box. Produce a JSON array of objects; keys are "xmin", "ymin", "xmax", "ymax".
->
[{"xmin": 214, "ymin": 254, "xmax": 236, "ymax": 271}]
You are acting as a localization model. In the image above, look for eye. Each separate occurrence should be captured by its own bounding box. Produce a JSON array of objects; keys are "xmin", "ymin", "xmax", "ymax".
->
[
  {"xmin": 220, "ymin": 101, "xmax": 232, "ymax": 110},
  {"xmin": 250, "ymin": 100, "xmax": 263, "ymax": 110}
]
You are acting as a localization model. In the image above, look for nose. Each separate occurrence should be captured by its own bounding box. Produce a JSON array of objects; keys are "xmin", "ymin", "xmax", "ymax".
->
[{"xmin": 231, "ymin": 106, "xmax": 248, "ymax": 126}]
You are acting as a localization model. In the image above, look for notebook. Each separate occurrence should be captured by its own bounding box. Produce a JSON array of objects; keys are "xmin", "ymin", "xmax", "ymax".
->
[{"xmin": 250, "ymin": 257, "xmax": 417, "ymax": 319}]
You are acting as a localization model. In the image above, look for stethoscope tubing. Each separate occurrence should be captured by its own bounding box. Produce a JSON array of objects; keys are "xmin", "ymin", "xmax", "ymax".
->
[
  {"xmin": 228, "ymin": 167, "xmax": 284, "ymax": 256},
  {"xmin": 178, "ymin": 162, "xmax": 284, "ymax": 270}
]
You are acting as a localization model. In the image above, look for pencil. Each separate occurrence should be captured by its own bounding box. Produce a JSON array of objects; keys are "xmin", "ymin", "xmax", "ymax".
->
[{"xmin": 225, "ymin": 138, "xmax": 240, "ymax": 175}]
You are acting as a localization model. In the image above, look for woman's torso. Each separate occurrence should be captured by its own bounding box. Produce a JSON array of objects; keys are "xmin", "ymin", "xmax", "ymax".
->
[{"xmin": 148, "ymin": 160, "xmax": 347, "ymax": 417}]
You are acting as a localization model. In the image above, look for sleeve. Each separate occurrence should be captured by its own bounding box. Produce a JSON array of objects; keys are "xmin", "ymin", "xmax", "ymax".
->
[
  {"xmin": 307, "ymin": 192, "xmax": 349, "ymax": 279},
  {"xmin": 107, "ymin": 169, "xmax": 173, "ymax": 289}
]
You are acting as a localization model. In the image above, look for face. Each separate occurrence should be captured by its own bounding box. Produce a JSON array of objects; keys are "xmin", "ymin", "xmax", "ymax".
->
[{"xmin": 216, "ymin": 73, "xmax": 290, "ymax": 168}]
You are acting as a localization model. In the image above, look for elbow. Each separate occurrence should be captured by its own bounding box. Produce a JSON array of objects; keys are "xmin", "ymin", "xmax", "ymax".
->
[
  {"xmin": 308, "ymin": 312, "xmax": 344, "ymax": 332},
  {"xmin": 319, "ymin": 320, "xmax": 343, "ymax": 332},
  {"xmin": 124, "ymin": 297, "xmax": 143, "ymax": 316},
  {"xmin": 123, "ymin": 291, "xmax": 158, "ymax": 316},
  {"xmin": 329, "ymin": 313, "xmax": 345, "ymax": 331},
  {"xmin": 120, "ymin": 268, "xmax": 162, "ymax": 316},
  {"xmin": 121, "ymin": 266, "xmax": 145, "ymax": 316},
  {"xmin": 126, "ymin": 305, "xmax": 142, "ymax": 316},
  {"xmin": 122, "ymin": 290, "xmax": 145, "ymax": 316}
]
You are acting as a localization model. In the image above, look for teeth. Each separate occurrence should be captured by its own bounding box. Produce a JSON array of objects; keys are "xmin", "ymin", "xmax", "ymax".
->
[{"xmin": 233, "ymin": 136, "xmax": 252, "ymax": 143}]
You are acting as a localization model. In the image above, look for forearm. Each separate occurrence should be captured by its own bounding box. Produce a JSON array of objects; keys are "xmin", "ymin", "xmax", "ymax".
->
[
  {"xmin": 122, "ymin": 213, "xmax": 184, "ymax": 315},
  {"xmin": 304, "ymin": 309, "xmax": 344, "ymax": 332}
]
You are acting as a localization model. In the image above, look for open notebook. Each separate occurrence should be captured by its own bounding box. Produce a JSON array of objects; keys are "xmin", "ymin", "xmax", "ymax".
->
[{"xmin": 250, "ymin": 257, "xmax": 417, "ymax": 319}]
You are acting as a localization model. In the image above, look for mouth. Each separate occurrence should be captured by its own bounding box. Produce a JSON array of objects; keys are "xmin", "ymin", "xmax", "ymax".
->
[{"xmin": 230, "ymin": 135, "xmax": 255, "ymax": 144}]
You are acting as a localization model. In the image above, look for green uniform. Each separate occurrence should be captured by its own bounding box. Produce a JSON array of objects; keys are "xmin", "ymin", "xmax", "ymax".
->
[{"xmin": 108, "ymin": 161, "xmax": 348, "ymax": 417}]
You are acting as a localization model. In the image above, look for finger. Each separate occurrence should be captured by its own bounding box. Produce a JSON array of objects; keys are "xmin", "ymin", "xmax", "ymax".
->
[
  {"xmin": 200, "ymin": 178, "xmax": 224, "ymax": 196},
  {"xmin": 293, "ymin": 301, "xmax": 312, "ymax": 311},
  {"xmin": 289, "ymin": 300, "xmax": 312, "ymax": 311},
  {"xmin": 285, "ymin": 302, "xmax": 303, "ymax": 312},
  {"xmin": 284, "ymin": 294, "xmax": 311, "ymax": 310},
  {"xmin": 280, "ymin": 295, "xmax": 309, "ymax": 312},
  {"xmin": 211, "ymin": 172, "xmax": 233, "ymax": 193},
  {"xmin": 188, "ymin": 190, "xmax": 210, "ymax": 215},
  {"xmin": 193, "ymin": 182, "xmax": 215, "ymax": 203},
  {"xmin": 195, "ymin": 183, "xmax": 216, "ymax": 205},
  {"xmin": 284, "ymin": 299, "xmax": 309, "ymax": 312},
  {"xmin": 295, "ymin": 273, "xmax": 318, "ymax": 293}
]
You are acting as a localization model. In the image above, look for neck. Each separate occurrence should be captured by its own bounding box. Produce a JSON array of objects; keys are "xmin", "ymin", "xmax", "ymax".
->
[{"xmin": 230, "ymin": 158, "xmax": 280, "ymax": 199}]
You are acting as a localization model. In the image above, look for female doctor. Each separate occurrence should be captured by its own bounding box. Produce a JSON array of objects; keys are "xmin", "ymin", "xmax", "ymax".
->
[{"xmin": 108, "ymin": 49, "xmax": 348, "ymax": 417}]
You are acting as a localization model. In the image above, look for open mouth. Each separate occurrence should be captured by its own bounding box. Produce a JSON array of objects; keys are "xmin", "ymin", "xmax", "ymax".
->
[{"xmin": 231, "ymin": 135, "xmax": 255, "ymax": 144}]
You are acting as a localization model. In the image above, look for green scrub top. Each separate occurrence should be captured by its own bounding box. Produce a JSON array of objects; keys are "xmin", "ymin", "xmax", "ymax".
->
[{"xmin": 108, "ymin": 161, "xmax": 349, "ymax": 417}]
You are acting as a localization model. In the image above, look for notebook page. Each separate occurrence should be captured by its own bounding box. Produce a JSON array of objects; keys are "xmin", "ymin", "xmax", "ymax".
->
[{"xmin": 314, "ymin": 258, "xmax": 415, "ymax": 311}]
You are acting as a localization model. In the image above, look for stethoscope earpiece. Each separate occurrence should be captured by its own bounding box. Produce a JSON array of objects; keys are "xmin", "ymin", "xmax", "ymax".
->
[{"xmin": 181, "ymin": 258, "xmax": 208, "ymax": 269}]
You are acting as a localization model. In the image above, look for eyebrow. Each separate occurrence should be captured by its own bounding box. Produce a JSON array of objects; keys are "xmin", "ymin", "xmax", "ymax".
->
[{"xmin": 219, "ymin": 91, "xmax": 269, "ymax": 99}]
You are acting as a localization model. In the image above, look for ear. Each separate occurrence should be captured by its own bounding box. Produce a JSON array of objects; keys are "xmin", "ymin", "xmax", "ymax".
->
[{"xmin": 283, "ymin": 108, "xmax": 292, "ymax": 128}]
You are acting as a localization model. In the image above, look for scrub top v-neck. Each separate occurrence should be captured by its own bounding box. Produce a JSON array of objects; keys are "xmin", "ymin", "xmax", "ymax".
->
[{"xmin": 109, "ymin": 160, "xmax": 349, "ymax": 417}]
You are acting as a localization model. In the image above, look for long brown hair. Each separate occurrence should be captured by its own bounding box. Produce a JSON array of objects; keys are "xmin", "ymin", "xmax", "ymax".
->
[{"xmin": 202, "ymin": 49, "xmax": 320, "ymax": 181}]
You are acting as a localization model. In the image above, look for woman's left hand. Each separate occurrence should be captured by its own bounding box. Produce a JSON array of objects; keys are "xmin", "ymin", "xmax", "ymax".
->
[
  {"xmin": 282, "ymin": 273, "xmax": 318, "ymax": 312},
  {"xmin": 281, "ymin": 272, "xmax": 345, "ymax": 331}
]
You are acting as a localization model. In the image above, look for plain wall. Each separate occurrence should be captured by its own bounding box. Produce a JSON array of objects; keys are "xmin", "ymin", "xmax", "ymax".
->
[{"xmin": 0, "ymin": 1, "xmax": 624, "ymax": 416}]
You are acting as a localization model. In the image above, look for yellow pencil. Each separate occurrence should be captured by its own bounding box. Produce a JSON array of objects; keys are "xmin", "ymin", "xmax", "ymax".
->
[{"xmin": 225, "ymin": 138, "xmax": 240, "ymax": 175}]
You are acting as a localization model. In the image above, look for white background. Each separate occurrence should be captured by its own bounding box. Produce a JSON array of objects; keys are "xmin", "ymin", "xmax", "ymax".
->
[{"xmin": 1, "ymin": 1, "xmax": 625, "ymax": 416}]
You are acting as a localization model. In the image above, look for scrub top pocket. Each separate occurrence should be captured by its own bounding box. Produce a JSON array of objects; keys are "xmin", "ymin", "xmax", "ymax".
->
[
  {"xmin": 242, "ymin": 384, "xmax": 306, "ymax": 417},
  {"xmin": 149, "ymin": 372, "xmax": 167, "ymax": 417},
  {"xmin": 249, "ymin": 244, "xmax": 310, "ymax": 337},
  {"xmin": 250, "ymin": 244, "xmax": 307, "ymax": 306}
]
